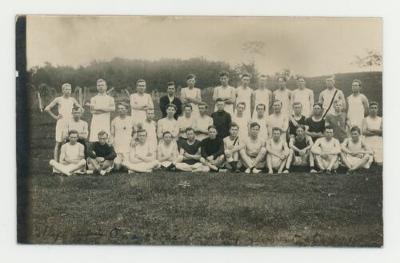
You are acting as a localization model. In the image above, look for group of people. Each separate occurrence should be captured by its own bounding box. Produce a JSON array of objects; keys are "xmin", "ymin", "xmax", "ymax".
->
[{"xmin": 45, "ymin": 72, "xmax": 383, "ymax": 176}]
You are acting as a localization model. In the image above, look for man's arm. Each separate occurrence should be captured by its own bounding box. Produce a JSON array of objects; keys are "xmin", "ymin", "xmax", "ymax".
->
[
  {"xmin": 309, "ymin": 90, "xmax": 314, "ymax": 115},
  {"xmin": 213, "ymin": 140, "xmax": 225, "ymax": 159},
  {"xmin": 104, "ymin": 145, "xmax": 117, "ymax": 161},
  {"xmin": 44, "ymin": 98, "xmax": 60, "ymax": 120},
  {"xmin": 212, "ymin": 87, "xmax": 219, "ymax": 102},
  {"xmin": 362, "ymin": 95, "xmax": 369, "ymax": 116},
  {"xmin": 80, "ymin": 122, "xmax": 89, "ymax": 139},
  {"xmin": 87, "ymin": 143, "xmax": 97, "ymax": 159},
  {"xmin": 318, "ymin": 91, "xmax": 324, "ymax": 105},
  {"xmin": 59, "ymin": 145, "xmax": 66, "ymax": 163},
  {"xmin": 175, "ymin": 98, "xmax": 183, "ymax": 117},
  {"xmin": 159, "ymin": 96, "xmax": 167, "ymax": 117},
  {"xmin": 311, "ymin": 140, "xmax": 322, "ymax": 155},
  {"xmin": 157, "ymin": 120, "xmax": 163, "ymax": 139},
  {"xmin": 72, "ymin": 98, "xmax": 84, "ymax": 112},
  {"xmin": 266, "ymin": 141, "xmax": 281, "ymax": 158},
  {"xmin": 330, "ymin": 140, "xmax": 341, "ymax": 155}
]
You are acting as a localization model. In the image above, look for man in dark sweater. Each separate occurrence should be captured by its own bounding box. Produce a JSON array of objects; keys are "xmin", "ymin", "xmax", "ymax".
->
[
  {"xmin": 211, "ymin": 98, "xmax": 232, "ymax": 139},
  {"xmin": 159, "ymin": 81, "xmax": 182, "ymax": 119},
  {"xmin": 87, "ymin": 131, "xmax": 117, "ymax": 175},
  {"xmin": 200, "ymin": 125, "xmax": 225, "ymax": 171}
]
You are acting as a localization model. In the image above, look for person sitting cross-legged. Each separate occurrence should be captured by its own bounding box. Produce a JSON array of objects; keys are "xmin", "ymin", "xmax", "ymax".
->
[
  {"xmin": 341, "ymin": 126, "xmax": 373, "ymax": 174},
  {"xmin": 266, "ymin": 127, "xmax": 290, "ymax": 174},
  {"xmin": 49, "ymin": 130, "xmax": 86, "ymax": 176},
  {"xmin": 239, "ymin": 122, "xmax": 267, "ymax": 174},
  {"xmin": 87, "ymin": 131, "xmax": 117, "ymax": 176},
  {"xmin": 175, "ymin": 128, "xmax": 210, "ymax": 172},
  {"xmin": 286, "ymin": 125, "xmax": 316, "ymax": 173},
  {"xmin": 200, "ymin": 125, "xmax": 225, "ymax": 172},
  {"xmin": 311, "ymin": 126, "xmax": 341, "ymax": 173},
  {"xmin": 122, "ymin": 129, "xmax": 160, "ymax": 173},
  {"xmin": 157, "ymin": 131, "xmax": 180, "ymax": 171}
]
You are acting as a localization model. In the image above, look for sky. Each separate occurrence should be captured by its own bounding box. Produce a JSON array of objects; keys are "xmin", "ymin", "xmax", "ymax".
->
[{"xmin": 27, "ymin": 16, "xmax": 382, "ymax": 77}]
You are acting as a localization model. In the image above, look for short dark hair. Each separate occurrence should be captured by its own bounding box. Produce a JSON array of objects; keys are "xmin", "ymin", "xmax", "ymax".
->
[
  {"xmin": 136, "ymin": 79, "xmax": 146, "ymax": 85},
  {"xmin": 198, "ymin": 102, "xmax": 208, "ymax": 108},
  {"xmin": 117, "ymin": 102, "xmax": 129, "ymax": 109},
  {"xmin": 208, "ymin": 125, "xmax": 217, "ymax": 131},
  {"xmin": 219, "ymin": 71, "xmax": 229, "ymax": 78},
  {"xmin": 185, "ymin": 127, "xmax": 195, "ymax": 133},
  {"xmin": 256, "ymin": 103, "xmax": 266, "ymax": 110},
  {"xmin": 98, "ymin": 130, "xmax": 108, "ymax": 137},
  {"xmin": 272, "ymin": 127, "xmax": 282, "ymax": 133},
  {"xmin": 162, "ymin": 131, "xmax": 172, "ymax": 137},
  {"xmin": 296, "ymin": 125, "xmax": 306, "ymax": 132},
  {"xmin": 230, "ymin": 122, "xmax": 239, "ymax": 129},
  {"xmin": 370, "ymin": 101, "xmax": 379, "ymax": 107},
  {"xmin": 313, "ymin": 103, "xmax": 323, "ymax": 109},
  {"xmin": 183, "ymin": 103, "xmax": 193, "ymax": 110},
  {"xmin": 350, "ymin": 126, "xmax": 361, "ymax": 134},
  {"xmin": 137, "ymin": 129, "xmax": 147, "ymax": 135},
  {"xmin": 68, "ymin": 129, "xmax": 79, "ymax": 136},
  {"xmin": 186, "ymin": 74, "xmax": 196, "ymax": 80},
  {"xmin": 249, "ymin": 122, "xmax": 260, "ymax": 129},
  {"xmin": 167, "ymin": 81, "xmax": 175, "ymax": 86},
  {"xmin": 241, "ymin": 73, "xmax": 251, "ymax": 78},
  {"xmin": 216, "ymin": 98, "xmax": 225, "ymax": 103},
  {"xmin": 166, "ymin": 104, "xmax": 177, "ymax": 111},
  {"xmin": 325, "ymin": 125, "xmax": 333, "ymax": 131},
  {"xmin": 352, "ymin": 79, "xmax": 362, "ymax": 86}
]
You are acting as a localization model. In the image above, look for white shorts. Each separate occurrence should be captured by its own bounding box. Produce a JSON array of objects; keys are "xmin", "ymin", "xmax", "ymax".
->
[
  {"xmin": 270, "ymin": 155, "xmax": 284, "ymax": 169},
  {"xmin": 55, "ymin": 119, "xmax": 67, "ymax": 142},
  {"xmin": 343, "ymin": 154, "xmax": 373, "ymax": 169}
]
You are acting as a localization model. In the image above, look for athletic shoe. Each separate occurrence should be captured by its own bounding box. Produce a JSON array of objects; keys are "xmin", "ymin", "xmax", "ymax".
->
[
  {"xmin": 310, "ymin": 168, "xmax": 318, "ymax": 173},
  {"xmin": 99, "ymin": 170, "xmax": 107, "ymax": 176},
  {"xmin": 245, "ymin": 168, "xmax": 251, "ymax": 174},
  {"xmin": 282, "ymin": 170, "xmax": 289, "ymax": 174},
  {"xmin": 86, "ymin": 170, "xmax": 94, "ymax": 175},
  {"xmin": 252, "ymin": 168, "xmax": 262, "ymax": 174},
  {"xmin": 209, "ymin": 164, "xmax": 219, "ymax": 171},
  {"xmin": 219, "ymin": 168, "xmax": 228, "ymax": 172}
]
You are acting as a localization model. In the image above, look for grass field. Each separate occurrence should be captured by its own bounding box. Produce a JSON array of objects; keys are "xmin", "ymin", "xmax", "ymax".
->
[{"xmin": 18, "ymin": 71, "xmax": 383, "ymax": 246}]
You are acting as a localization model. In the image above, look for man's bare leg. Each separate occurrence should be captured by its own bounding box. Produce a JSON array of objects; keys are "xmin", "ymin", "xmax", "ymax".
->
[
  {"xmin": 88, "ymin": 158, "xmax": 101, "ymax": 172},
  {"xmin": 314, "ymin": 155, "xmax": 326, "ymax": 171},
  {"xmin": 350, "ymin": 155, "xmax": 371, "ymax": 171},
  {"xmin": 240, "ymin": 150, "xmax": 255, "ymax": 169},
  {"xmin": 266, "ymin": 155, "xmax": 274, "ymax": 174},
  {"xmin": 286, "ymin": 149, "xmax": 294, "ymax": 170},
  {"xmin": 278, "ymin": 158, "xmax": 287, "ymax": 173},
  {"xmin": 53, "ymin": 142, "xmax": 61, "ymax": 162},
  {"xmin": 340, "ymin": 153, "xmax": 352, "ymax": 170},
  {"xmin": 253, "ymin": 148, "xmax": 266, "ymax": 169},
  {"xmin": 326, "ymin": 155, "xmax": 338, "ymax": 171}
]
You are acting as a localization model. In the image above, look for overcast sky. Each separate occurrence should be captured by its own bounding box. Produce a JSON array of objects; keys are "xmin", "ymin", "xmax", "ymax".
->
[{"xmin": 27, "ymin": 16, "xmax": 382, "ymax": 77}]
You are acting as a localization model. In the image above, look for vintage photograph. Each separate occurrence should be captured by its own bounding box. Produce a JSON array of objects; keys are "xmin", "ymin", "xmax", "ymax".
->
[{"xmin": 16, "ymin": 15, "xmax": 383, "ymax": 246}]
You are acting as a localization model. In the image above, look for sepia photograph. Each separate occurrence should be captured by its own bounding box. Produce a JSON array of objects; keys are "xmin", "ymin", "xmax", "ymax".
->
[{"xmin": 16, "ymin": 15, "xmax": 383, "ymax": 246}]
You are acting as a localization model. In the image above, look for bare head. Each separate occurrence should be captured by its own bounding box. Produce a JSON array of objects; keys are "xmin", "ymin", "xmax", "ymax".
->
[
  {"xmin": 350, "ymin": 126, "xmax": 361, "ymax": 142},
  {"xmin": 68, "ymin": 130, "xmax": 79, "ymax": 144},
  {"xmin": 166, "ymin": 104, "xmax": 177, "ymax": 118},
  {"xmin": 272, "ymin": 127, "xmax": 282, "ymax": 141},
  {"xmin": 145, "ymin": 108, "xmax": 155, "ymax": 121},
  {"xmin": 219, "ymin": 71, "xmax": 229, "ymax": 86},
  {"xmin": 236, "ymin": 102, "xmax": 246, "ymax": 114},
  {"xmin": 137, "ymin": 129, "xmax": 147, "ymax": 144},
  {"xmin": 325, "ymin": 76, "xmax": 335, "ymax": 89},
  {"xmin": 351, "ymin": 79, "xmax": 362, "ymax": 94},
  {"xmin": 295, "ymin": 125, "xmax": 306, "ymax": 138},
  {"xmin": 61, "ymin": 83, "xmax": 72, "ymax": 96},
  {"xmin": 229, "ymin": 123, "xmax": 239, "ymax": 138},
  {"xmin": 166, "ymin": 81, "xmax": 176, "ymax": 96},
  {"xmin": 312, "ymin": 103, "xmax": 323, "ymax": 117},
  {"xmin": 97, "ymin": 131, "xmax": 109, "ymax": 145},
  {"xmin": 249, "ymin": 122, "xmax": 260, "ymax": 138},
  {"xmin": 162, "ymin": 131, "xmax": 173, "ymax": 144},
  {"xmin": 215, "ymin": 98, "xmax": 225, "ymax": 111},
  {"xmin": 324, "ymin": 127, "xmax": 334, "ymax": 140},
  {"xmin": 72, "ymin": 107, "xmax": 82, "ymax": 120},
  {"xmin": 183, "ymin": 104, "xmax": 193, "ymax": 117},
  {"xmin": 369, "ymin": 102, "xmax": 379, "ymax": 117},
  {"xmin": 278, "ymin": 76, "xmax": 287, "ymax": 89},
  {"xmin": 198, "ymin": 102, "xmax": 208, "ymax": 116},
  {"xmin": 186, "ymin": 74, "xmax": 196, "ymax": 87},
  {"xmin": 117, "ymin": 102, "xmax": 129, "ymax": 117},
  {"xmin": 296, "ymin": 76, "xmax": 306, "ymax": 89},
  {"xmin": 256, "ymin": 104, "xmax": 266, "ymax": 117},
  {"xmin": 96, "ymin": 79, "xmax": 107, "ymax": 94},
  {"xmin": 136, "ymin": 79, "xmax": 146, "ymax": 94},
  {"xmin": 208, "ymin": 125, "xmax": 218, "ymax": 139},
  {"xmin": 293, "ymin": 102, "xmax": 303, "ymax": 116},
  {"xmin": 241, "ymin": 73, "xmax": 251, "ymax": 87},
  {"xmin": 272, "ymin": 100, "xmax": 282, "ymax": 114},
  {"xmin": 185, "ymin": 127, "xmax": 196, "ymax": 142}
]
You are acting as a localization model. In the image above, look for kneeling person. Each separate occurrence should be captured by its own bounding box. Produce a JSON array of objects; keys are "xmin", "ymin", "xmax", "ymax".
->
[
  {"xmin": 157, "ymin": 131, "xmax": 179, "ymax": 170},
  {"xmin": 286, "ymin": 125, "xmax": 316, "ymax": 172},
  {"xmin": 175, "ymin": 128, "xmax": 209, "ymax": 172},
  {"xmin": 87, "ymin": 131, "xmax": 117, "ymax": 175},
  {"xmin": 49, "ymin": 130, "xmax": 86, "ymax": 176},
  {"xmin": 266, "ymin": 127, "xmax": 290, "ymax": 174},
  {"xmin": 123, "ymin": 129, "xmax": 160, "ymax": 173},
  {"xmin": 239, "ymin": 122, "xmax": 267, "ymax": 174},
  {"xmin": 200, "ymin": 125, "xmax": 225, "ymax": 171},
  {"xmin": 311, "ymin": 126, "xmax": 341, "ymax": 173},
  {"xmin": 341, "ymin": 126, "xmax": 373, "ymax": 173}
]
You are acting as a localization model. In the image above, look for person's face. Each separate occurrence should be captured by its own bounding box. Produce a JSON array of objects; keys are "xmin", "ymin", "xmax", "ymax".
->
[
  {"xmin": 136, "ymin": 82, "xmax": 146, "ymax": 93},
  {"xmin": 146, "ymin": 110, "xmax": 155, "ymax": 120},
  {"xmin": 216, "ymin": 101, "xmax": 225, "ymax": 111},
  {"xmin": 325, "ymin": 129, "xmax": 334, "ymax": 139},
  {"xmin": 249, "ymin": 125, "xmax": 260, "ymax": 137},
  {"xmin": 187, "ymin": 78, "xmax": 196, "ymax": 87},
  {"xmin": 256, "ymin": 106, "xmax": 265, "ymax": 117},
  {"xmin": 163, "ymin": 133, "xmax": 172, "ymax": 144},
  {"xmin": 334, "ymin": 102, "xmax": 342, "ymax": 113},
  {"xmin": 62, "ymin": 85, "xmax": 72, "ymax": 96},
  {"xmin": 272, "ymin": 130, "xmax": 281, "ymax": 140},
  {"xmin": 297, "ymin": 78, "xmax": 306, "ymax": 89},
  {"xmin": 98, "ymin": 134, "xmax": 108, "ymax": 145},
  {"xmin": 230, "ymin": 126, "xmax": 239, "ymax": 137},
  {"xmin": 259, "ymin": 77, "xmax": 267, "ymax": 87},
  {"xmin": 369, "ymin": 105, "xmax": 378, "ymax": 116},
  {"xmin": 296, "ymin": 128, "xmax": 305, "ymax": 137},
  {"xmin": 208, "ymin": 128, "xmax": 217, "ymax": 139},
  {"xmin": 278, "ymin": 78, "xmax": 286, "ymax": 88},
  {"xmin": 167, "ymin": 85, "xmax": 175, "ymax": 95},
  {"xmin": 293, "ymin": 104, "xmax": 302, "ymax": 115},
  {"xmin": 97, "ymin": 82, "xmax": 107, "ymax": 93},
  {"xmin": 166, "ymin": 107, "xmax": 176, "ymax": 117},
  {"xmin": 220, "ymin": 76, "xmax": 229, "ymax": 86},
  {"xmin": 69, "ymin": 133, "xmax": 78, "ymax": 144},
  {"xmin": 137, "ymin": 132, "xmax": 147, "ymax": 143},
  {"xmin": 184, "ymin": 106, "xmax": 192, "ymax": 117},
  {"xmin": 118, "ymin": 105, "xmax": 128, "ymax": 116},
  {"xmin": 199, "ymin": 105, "xmax": 207, "ymax": 115},
  {"xmin": 352, "ymin": 81, "xmax": 361, "ymax": 93},
  {"xmin": 351, "ymin": 130, "xmax": 360, "ymax": 141},
  {"xmin": 313, "ymin": 105, "xmax": 322, "ymax": 116},
  {"xmin": 236, "ymin": 104, "xmax": 245, "ymax": 114},
  {"xmin": 241, "ymin": 77, "xmax": 250, "ymax": 86},
  {"xmin": 273, "ymin": 102, "xmax": 282, "ymax": 113},
  {"xmin": 326, "ymin": 79, "xmax": 335, "ymax": 88},
  {"xmin": 72, "ymin": 110, "xmax": 81, "ymax": 120},
  {"xmin": 186, "ymin": 130, "xmax": 195, "ymax": 141}
]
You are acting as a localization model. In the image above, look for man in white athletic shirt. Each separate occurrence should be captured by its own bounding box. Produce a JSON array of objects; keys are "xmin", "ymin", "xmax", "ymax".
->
[
  {"xmin": 266, "ymin": 100, "xmax": 289, "ymax": 140},
  {"xmin": 347, "ymin": 79, "xmax": 369, "ymax": 130},
  {"xmin": 49, "ymin": 130, "xmax": 86, "ymax": 176},
  {"xmin": 213, "ymin": 71, "xmax": 236, "ymax": 116},
  {"xmin": 291, "ymin": 76, "xmax": 314, "ymax": 117},
  {"xmin": 341, "ymin": 126, "xmax": 373, "ymax": 174},
  {"xmin": 123, "ymin": 129, "xmax": 160, "ymax": 173},
  {"xmin": 223, "ymin": 123, "xmax": 244, "ymax": 172},
  {"xmin": 157, "ymin": 131, "xmax": 180, "ymax": 170},
  {"xmin": 235, "ymin": 73, "xmax": 253, "ymax": 120},
  {"xmin": 318, "ymin": 76, "xmax": 346, "ymax": 116},
  {"xmin": 251, "ymin": 103, "xmax": 268, "ymax": 141},
  {"xmin": 177, "ymin": 104, "xmax": 195, "ymax": 140},
  {"xmin": 193, "ymin": 102, "xmax": 213, "ymax": 141},
  {"xmin": 311, "ymin": 126, "xmax": 341, "ymax": 173},
  {"xmin": 232, "ymin": 102, "xmax": 250, "ymax": 141},
  {"xmin": 157, "ymin": 104, "xmax": 179, "ymax": 140},
  {"xmin": 252, "ymin": 74, "xmax": 272, "ymax": 116},
  {"xmin": 239, "ymin": 122, "xmax": 267, "ymax": 174},
  {"xmin": 362, "ymin": 102, "xmax": 383, "ymax": 165},
  {"xmin": 273, "ymin": 76, "xmax": 292, "ymax": 117},
  {"xmin": 266, "ymin": 127, "xmax": 290, "ymax": 174}
]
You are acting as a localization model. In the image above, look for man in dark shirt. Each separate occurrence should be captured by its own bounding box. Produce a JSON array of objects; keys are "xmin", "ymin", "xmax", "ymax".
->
[
  {"xmin": 200, "ymin": 125, "xmax": 225, "ymax": 171},
  {"xmin": 305, "ymin": 103, "xmax": 326, "ymax": 142},
  {"xmin": 159, "ymin": 81, "xmax": 182, "ymax": 119},
  {"xmin": 211, "ymin": 98, "xmax": 232, "ymax": 139},
  {"xmin": 289, "ymin": 102, "xmax": 307, "ymax": 139},
  {"xmin": 87, "ymin": 131, "xmax": 117, "ymax": 175}
]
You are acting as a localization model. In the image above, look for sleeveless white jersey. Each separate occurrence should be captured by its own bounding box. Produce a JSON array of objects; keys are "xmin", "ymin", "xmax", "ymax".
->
[
  {"xmin": 213, "ymin": 85, "xmax": 235, "ymax": 115},
  {"xmin": 112, "ymin": 116, "xmax": 133, "ymax": 154},
  {"xmin": 253, "ymin": 89, "xmax": 272, "ymax": 116},
  {"xmin": 89, "ymin": 94, "xmax": 115, "ymax": 142},
  {"xmin": 347, "ymin": 94, "xmax": 367, "ymax": 128},
  {"xmin": 233, "ymin": 114, "xmax": 249, "ymax": 140},
  {"xmin": 235, "ymin": 86, "xmax": 253, "ymax": 119},
  {"xmin": 130, "ymin": 93, "xmax": 154, "ymax": 123},
  {"xmin": 244, "ymin": 136, "xmax": 265, "ymax": 157},
  {"xmin": 292, "ymin": 88, "xmax": 313, "ymax": 117},
  {"xmin": 273, "ymin": 89, "xmax": 292, "ymax": 117},
  {"xmin": 251, "ymin": 115, "xmax": 268, "ymax": 141},
  {"xmin": 181, "ymin": 87, "xmax": 201, "ymax": 117}
]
